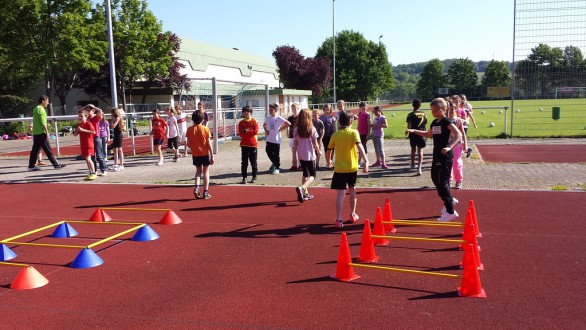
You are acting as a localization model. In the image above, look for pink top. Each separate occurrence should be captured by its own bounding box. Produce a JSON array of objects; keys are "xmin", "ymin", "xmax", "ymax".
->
[
  {"xmin": 357, "ymin": 112, "xmax": 370, "ymax": 135},
  {"xmin": 293, "ymin": 127, "xmax": 319, "ymax": 161}
]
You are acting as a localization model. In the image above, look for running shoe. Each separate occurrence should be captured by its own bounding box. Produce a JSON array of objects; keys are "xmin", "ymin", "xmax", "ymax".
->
[
  {"xmin": 296, "ymin": 187, "xmax": 304, "ymax": 203},
  {"xmin": 303, "ymin": 193, "xmax": 314, "ymax": 201},
  {"xmin": 437, "ymin": 210, "xmax": 459, "ymax": 222},
  {"xmin": 335, "ymin": 220, "xmax": 344, "ymax": 228},
  {"xmin": 203, "ymin": 191, "xmax": 211, "ymax": 199},
  {"xmin": 28, "ymin": 167, "xmax": 41, "ymax": 171},
  {"xmin": 466, "ymin": 147, "xmax": 473, "ymax": 158},
  {"xmin": 350, "ymin": 213, "xmax": 359, "ymax": 223}
]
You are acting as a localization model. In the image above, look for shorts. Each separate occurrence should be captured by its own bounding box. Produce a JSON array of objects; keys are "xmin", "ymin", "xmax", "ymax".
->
[
  {"xmin": 178, "ymin": 131, "xmax": 187, "ymax": 143},
  {"xmin": 81, "ymin": 147, "xmax": 95, "ymax": 158},
  {"xmin": 300, "ymin": 159, "xmax": 316, "ymax": 178},
  {"xmin": 112, "ymin": 133, "xmax": 123, "ymax": 148},
  {"xmin": 330, "ymin": 171, "xmax": 358, "ymax": 190},
  {"xmin": 167, "ymin": 136, "xmax": 178, "ymax": 150},
  {"xmin": 153, "ymin": 138, "xmax": 165, "ymax": 146},
  {"xmin": 192, "ymin": 155, "xmax": 211, "ymax": 167},
  {"xmin": 409, "ymin": 135, "xmax": 426, "ymax": 149}
]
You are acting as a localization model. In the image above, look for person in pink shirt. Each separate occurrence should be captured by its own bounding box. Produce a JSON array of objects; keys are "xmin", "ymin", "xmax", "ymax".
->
[
  {"xmin": 293, "ymin": 109, "xmax": 321, "ymax": 203},
  {"xmin": 356, "ymin": 101, "xmax": 371, "ymax": 167}
]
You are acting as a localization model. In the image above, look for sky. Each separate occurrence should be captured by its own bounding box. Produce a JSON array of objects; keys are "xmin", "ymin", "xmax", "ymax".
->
[{"xmin": 144, "ymin": 0, "xmax": 515, "ymax": 65}]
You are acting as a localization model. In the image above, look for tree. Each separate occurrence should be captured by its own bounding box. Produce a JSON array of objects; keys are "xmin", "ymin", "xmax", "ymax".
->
[
  {"xmin": 416, "ymin": 59, "xmax": 446, "ymax": 99},
  {"xmin": 481, "ymin": 60, "xmax": 511, "ymax": 95},
  {"xmin": 447, "ymin": 58, "xmax": 478, "ymax": 96},
  {"xmin": 272, "ymin": 45, "xmax": 331, "ymax": 98},
  {"xmin": 315, "ymin": 30, "xmax": 393, "ymax": 101}
]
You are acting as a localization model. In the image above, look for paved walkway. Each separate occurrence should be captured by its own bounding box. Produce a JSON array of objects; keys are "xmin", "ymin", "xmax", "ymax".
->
[{"xmin": 1, "ymin": 136, "xmax": 585, "ymax": 191}]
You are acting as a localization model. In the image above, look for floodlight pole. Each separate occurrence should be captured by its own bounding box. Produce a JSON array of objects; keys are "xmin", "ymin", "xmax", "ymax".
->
[
  {"xmin": 332, "ymin": 0, "xmax": 336, "ymax": 103},
  {"xmin": 106, "ymin": 0, "xmax": 118, "ymax": 108}
]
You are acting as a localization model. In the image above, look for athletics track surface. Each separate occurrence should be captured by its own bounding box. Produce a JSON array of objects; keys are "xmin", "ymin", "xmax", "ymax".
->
[{"xmin": 1, "ymin": 183, "xmax": 585, "ymax": 328}]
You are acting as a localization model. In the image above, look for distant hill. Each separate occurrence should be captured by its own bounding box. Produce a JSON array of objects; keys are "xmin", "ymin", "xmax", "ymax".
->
[{"xmin": 393, "ymin": 59, "xmax": 512, "ymax": 75}]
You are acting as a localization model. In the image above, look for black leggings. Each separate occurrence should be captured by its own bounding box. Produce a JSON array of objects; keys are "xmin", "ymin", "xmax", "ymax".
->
[
  {"xmin": 431, "ymin": 153, "xmax": 455, "ymax": 213},
  {"xmin": 241, "ymin": 146, "xmax": 258, "ymax": 178}
]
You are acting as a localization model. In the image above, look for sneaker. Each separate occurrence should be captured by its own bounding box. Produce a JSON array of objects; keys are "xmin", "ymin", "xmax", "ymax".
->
[
  {"xmin": 437, "ymin": 210, "xmax": 459, "ymax": 222},
  {"xmin": 466, "ymin": 147, "xmax": 473, "ymax": 158},
  {"xmin": 97, "ymin": 171, "xmax": 105, "ymax": 176},
  {"xmin": 441, "ymin": 198, "xmax": 459, "ymax": 214},
  {"xmin": 193, "ymin": 187, "xmax": 201, "ymax": 199},
  {"xmin": 157, "ymin": 159, "xmax": 164, "ymax": 166},
  {"xmin": 381, "ymin": 163, "xmax": 389, "ymax": 169},
  {"xmin": 203, "ymin": 191, "xmax": 212, "ymax": 199},
  {"xmin": 240, "ymin": 178, "xmax": 247, "ymax": 184},
  {"xmin": 112, "ymin": 164, "xmax": 119, "ymax": 171},
  {"xmin": 249, "ymin": 177, "xmax": 257, "ymax": 183},
  {"xmin": 85, "ymin": 173, "xmax": 97, "ymax": 181},
  {"xmin": 350, "ymin": 213, "xmax": 359, "ymax": 223},
  {"xmin": 358, "ymin": 163, "xmax": 363, "ymax": 169},
  {"xmin": 54, "ymin": 164, "xmax": 67, "ymax": 169},
  {"xmin": 118, "ymin": 165, "xmax": 125, "ymax": 171},
  {"xmin": 410, "ymin": 163, "xmax": 416, "ymax": 169},
  {"xmin": 296, "ymin": 187, "xmax": 304, "ymax": 203},
  {"xmin": 370, "ymin": 161, "xmax": 381, "ymax": 167},
  {"xmin": 272, "ymin": 168, "xmax": 280, "ymax": 175},
  {"xmin": 36, "ymin": 161, "xmax": 46, "ymax": 166},
  {"xmin": 455, "ymin": 182, "xmax": 462, "ymax": 189},
  {"xmin": 303, "ymin": 193, "xmax": 314, "ymax": 201},
  {"xmin": 28, "ymin": 166, "xmax": 41, "ymax": 171},
  {"xmin": 335, "ymin": 220, "xmax": 344, "ymax": 228}
]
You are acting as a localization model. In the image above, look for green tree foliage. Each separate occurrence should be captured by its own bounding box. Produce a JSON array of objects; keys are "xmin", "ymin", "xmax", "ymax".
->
[
  {"xmin": 481, "ymin": 60, "xmax": 511, "ymax": 94},
  {"xmin": 447, "ymin": 58, "xmax": 478, "ymax": 96},
  {"xmin": 514, "ymin": 43, "xmax": 586, "ymax": 98},
  {"xmin": 316, "ymin": 30, "xmax": 393, "ymax": 101},
  {"xmin": 416, "ymin": 59, "xmax": 446, "ymax": 99}
]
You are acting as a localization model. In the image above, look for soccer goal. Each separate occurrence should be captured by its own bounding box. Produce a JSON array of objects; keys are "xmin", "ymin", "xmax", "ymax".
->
[
  {"xmin": 177, "ymin": 78, "xmax": 269, "ymax": 152},
  {"xmin": 555, "ymin": 87, "xmax": 586, "ymax": 99}
]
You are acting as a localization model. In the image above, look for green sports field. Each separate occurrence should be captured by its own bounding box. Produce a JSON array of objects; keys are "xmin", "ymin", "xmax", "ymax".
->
[{"xmin": 376, "ymin": 98, "xmax": 586, "ymax": 138}]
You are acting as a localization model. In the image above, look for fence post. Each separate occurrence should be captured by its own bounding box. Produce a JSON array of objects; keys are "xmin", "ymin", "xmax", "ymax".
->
[
  {"xmin": 53, "ymin": 119, "xmax": 60, "ymax": 156},
  {"xmin": 503, "ymin": 106, "xmax": 509, "ymax": 137}
]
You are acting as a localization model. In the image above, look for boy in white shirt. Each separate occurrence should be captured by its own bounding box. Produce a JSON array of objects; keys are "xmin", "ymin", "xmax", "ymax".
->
[{"xmin": 263, "ymin": 103, "xmax": 290, "ymax": 174}]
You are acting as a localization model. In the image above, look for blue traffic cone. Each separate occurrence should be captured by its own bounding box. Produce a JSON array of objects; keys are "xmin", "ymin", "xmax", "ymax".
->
[
  {"xmin": 1, "ymin": 244, "xmax": 17, "ymax": 261},
  {"xmin": 70, "ymin": 248, "xmax": 104, "ymax": 269},
  {"xmin": 132, "ymin": 225, "xmax": 159, "ymax": 242},
  {"xmin": 51, "ymin": 223, "xmax": 79, "ymax": 238}
]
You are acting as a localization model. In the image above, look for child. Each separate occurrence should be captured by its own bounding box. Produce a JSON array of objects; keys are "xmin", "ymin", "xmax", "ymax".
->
[
  {"xmin": 293, "ymin": 109, "xmax": 321, "ymax": 203},
  {"xmin": 87, "ymin": 105, "xmax": 106, "ymax": 176},
  {"xmin": 287, "ymin": 103, "xmax": 300, "ymax": 170},
  {"xmin": 326, "ymin": 111, "xmax": 369, "ymax": 228},
  {"xmin": 406, "ymin": 98, "xmax": 462, "ymax": 222},
  {"xmin": 110, "ymin": 107, "xmax": 125, "ymax": 171},
  {"xmin": 73, "ymin": 109, "xmax": 97, "ymax": 181},
  {"xmin": 406, "ymin": 99, "xmax": 428, "ymax": 176},
  {"xmin": 175, "ymin": 105, "xmax": 189, "ymax": 157},
  {"xmin": 370, "ymin": 106, "xmax": 388, "ymax": 169},
  {"xmin": 98, "ymin": 112, "xmax": 110, "ymax": 175},
  {"xmin": 319, "ymin": 104, "xmax": 337, "ymax": 168},
  {"xmin": 238, "ymin": 105, "xmax": 259, "ymax": 184},
  {"xmin": 165, "ymin": 106, "xmax": 180, "ymax": 162},
  {"xmin": 311, "ymin": 109, "xmax": 324, "ymax": 168},
  {"xmin": 448, "ymin": 101, "xmax": 468, "ymax": 189},
  {"xmin": 263, "ymin": 103, "xmax": 290, "ymax": 174},
  {"xmin": 150, "ymin": 109, "xmax": 168, "ymax": 166},
  {"xmin": 460, "ymin": 94, "xmax": 477, "ymax": 158},
  {"xmin": 197, "ymin": 101, "xmax": 210, "ymax": 127},
  {"xmin": 186, "ymin": 110, "xmax": 214, "ymax": 199},
  {"xmin": 356, "ymin": 101, "xmax": 371, "ymax": 167}
]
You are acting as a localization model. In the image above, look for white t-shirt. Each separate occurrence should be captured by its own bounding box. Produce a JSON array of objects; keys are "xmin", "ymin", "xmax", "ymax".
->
[
  {"xmin": 167, "ymin": 115, "xmax": 178, "ymax": 138},
  {"xmin": 176, "ymin": 112, "xmax": 188, "ymax": 134},
  {"xmin": 265, "ymin": 116, "xmax": 288, "ymax": 144}
]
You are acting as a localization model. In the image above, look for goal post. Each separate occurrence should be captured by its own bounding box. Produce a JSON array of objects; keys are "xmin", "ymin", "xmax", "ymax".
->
[
  {"xmin": 176, "ymin": 78, "xmax": 270, "ymax": 153},
  {"xmin": 555, "ymin": 87, "xmax": 586, "ymax": 99}
]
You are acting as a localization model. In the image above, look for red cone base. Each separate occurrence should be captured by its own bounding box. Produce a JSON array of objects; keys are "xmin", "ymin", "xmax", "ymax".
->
[
  {"xmin": 457, "ymin": 244, "xmax": 486, "ymax": 298},
  {"xmin": 10, "ymin": 266, "xmax": 49, "ymax": 290},
  {"xmin": 89, "ymin": 209, "xmax": 112, "ymax": 222},
  {"xmin": 159, "ymin": 210, "xmax": 182, "ymax": 225}
]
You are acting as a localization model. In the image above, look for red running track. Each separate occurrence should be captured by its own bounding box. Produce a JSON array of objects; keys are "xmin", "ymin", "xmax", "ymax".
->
[
  {"xmin": 0, "ymin": 183, "xmax": 585, "ymax": 328},
  {"xmin": 477, "ymin": 144, "xmax": 586, "ymax": 163}
]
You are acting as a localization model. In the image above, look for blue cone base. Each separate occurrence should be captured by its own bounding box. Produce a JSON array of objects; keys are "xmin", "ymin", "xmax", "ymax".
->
[
  {"xmin": 132, "ymin": 225, "xmax": 159, "ymax": 242},
  {"xmin": 71, "ymin": 248, "xmax": 104, "ymax": 269},
  {"xmin": 1, "ymin": 244, "xmax": 17, "ymax": 261},
  {"xmin": 51, "ymin": 223, "xmax": 79, "ymax": 238}
]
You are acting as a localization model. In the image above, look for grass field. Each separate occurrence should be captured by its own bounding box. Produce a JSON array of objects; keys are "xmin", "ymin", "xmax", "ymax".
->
[{"xmin": 374, "ymin": 98, "xmax": 586, "ymax": 138}]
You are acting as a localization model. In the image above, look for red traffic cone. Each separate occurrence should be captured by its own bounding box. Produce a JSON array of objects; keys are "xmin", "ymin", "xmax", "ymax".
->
[
  {"xmin": 457, "ymin": 244, "xmax": 486, "ymax": 298},
  {"xmin": 89, "ymin": 209, "xmax": 111, "ymax": 222},
  {"xmin": 358, "ymin": 220, "xmax": 379, "ymax": 263},
  {"xmin": 159, "ymin": 210, "xmax": 182, "ymax": 225},
  {"xmin": 10, "ymin": 266, "xmax": 49, "ymax": 290},
  {"xmin": 461, "ymin": 211, "xmax": 481, "ymax": 252},
  {"xmin": 460, "ymin": 228, "xmax": 484, "ymax": 271},
  {"xmin": 332, "ymin": 233, "xmax": 360, "ymax": 282},
  {"xmin": 468, "ymin": 200, "xmax": 482, "ymax": 238},
  {"xmin": 373, "ymin": 208, "xmax": 389, "ymax": 246},
  {"xmin": 383, "ymin": 198, "xmax": 396, "ymax": 233}
]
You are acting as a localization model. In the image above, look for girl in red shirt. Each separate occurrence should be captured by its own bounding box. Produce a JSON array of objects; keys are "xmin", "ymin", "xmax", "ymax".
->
[
  {"xmin": 150, "ymin": 109, "xmax": 168, "ymax": 166},
  {"xmin": 238, "ymin": 106, "xmax": 258, "ymax": 184},
  {"xmin": 73, "ymin": 109, "xmax": 97, "ymax": 181}
]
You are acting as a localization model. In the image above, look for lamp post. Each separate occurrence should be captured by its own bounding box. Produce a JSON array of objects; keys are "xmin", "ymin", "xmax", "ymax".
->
[
  {"xmin": 106, "ymin": 0, "xmax": 118, "ymax": 108},
  {"xmin": 332, "ymin": 0, "xmax": 336, "ymax": 103},
  {"xmin": 379, "ymin": 35, "xmax": 383, "ymax": 46}
]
